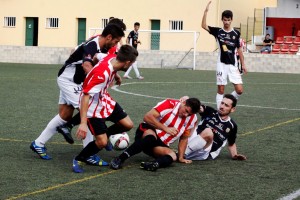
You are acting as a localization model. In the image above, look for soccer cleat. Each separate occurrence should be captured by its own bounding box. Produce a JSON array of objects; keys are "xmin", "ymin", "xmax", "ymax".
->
[
  {"xmin": 85, "ymin": 154, "xmax": 109, "ymax": 166},
  {"xmin": 105, "ymin": 141, "xmax": 113, "ymax": 151},
  {"xmin": 56, "ymin": 124, "xmax": 74, "ymax": 144},
  {"xmin": 30, "ymin": 141, "xmax": 52, "ymax": 160},
  {"xmin": 72, "ymin": 159, "xmax": 84, "ymax": 173},
  {"xmin": 123, "ymin": 75, "xmax": 132, "ymax": 79},
  {"xmin": 140, "ymin": 161, "xmax": 159, "ymax": 172},
  {"xmin": 110, "ymin": 157, "xmax": 123, "ymax": 170}
]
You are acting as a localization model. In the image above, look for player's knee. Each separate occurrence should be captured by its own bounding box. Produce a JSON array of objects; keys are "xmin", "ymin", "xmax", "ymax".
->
[
  {"xmin": 169, "ymin": 152, "xmax": 177, "ymax": 161},
  {"xmin": 201, "ymin": 128, "xmax": 214, "ymax": 143},
  {"xmin": 122, "ymin": 119, "xmax": 134, "ymax": 131},
  {"xmin": 94, "ymin": 138, "xmax": 108, "ymax": 149},
  {"xmin": 236, "ymin": 89, "xmax": 243, "ymax": 95}
]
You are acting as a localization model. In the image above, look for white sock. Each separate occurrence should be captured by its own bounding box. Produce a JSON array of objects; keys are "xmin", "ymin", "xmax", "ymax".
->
[
  {"xmin": 132, "ymin": 61, "xmax": 141, "ymax": 77},
  {"xmin": 124, "ymin": 65, "xmax": 133, "ymax": 76},
  {"xmin": 35, "ymin": 114, "xmax": 67, "ymax": 147},
  {"xmin": 185, "ymin": 135, "xmax": 207, "ymax": 155},
  {"xmin": 216, "ymin": 93, "xmax": 224, "ymax": 110},
  {"xmin": 82, "ymin": 129, "xmax": 94, "ymax": 148},
  {"xmin": 231, "ymin": 90, "xmax": 240, "ymax": 100}
]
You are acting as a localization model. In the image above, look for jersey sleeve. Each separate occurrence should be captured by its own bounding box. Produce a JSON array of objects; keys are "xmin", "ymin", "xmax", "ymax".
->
[
  {"xmin": 208, "ymin": 26, "xmax": 220, "ymax": 38},
  {"xmin": 235, "ymin": 29, "xmax": 241, "ymax": 48},
  {"xmin": 200, "ymin": 105, "xmax": 216, "ymax": 117},
  {"xmin": 127, "ymin": 31, "xmax": 134, "ymax": 39},
  {"xmin": 227, "ymin": 122, "xmax": 237, "ymax": 145},
  {"xmin": 83, "ymin": 40, "xmax": 98, "ymax": 59},
  {"xmin": 82, "ymin": 68, "xmax": 105, "ymax": 96},
  {"xmin": 154, "ymin": 99, "xmax": 177, "ymax": 114}
]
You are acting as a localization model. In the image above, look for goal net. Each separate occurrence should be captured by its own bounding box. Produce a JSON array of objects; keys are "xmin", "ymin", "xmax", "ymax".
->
[{"xmin": 89, "ymin": 29, "xmax": 200, "ymax": 70}]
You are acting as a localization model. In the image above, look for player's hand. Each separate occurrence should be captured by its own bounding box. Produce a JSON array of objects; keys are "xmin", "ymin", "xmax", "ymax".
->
[
  {"xmin": 114, "ymin": 73, "xmax": 122, "ymax": 86},
  {"xmin": 232, "ymin": 154, "xmax": 247, "ymax": 160},
  {"xmin": 166, "ymin": 127, "xmax": 178, "ymax": 136},
  {"xmin": 179, "ymin": 96, "xmax": 189, "ymax": 102},
  {"xmin": 205, "ymin": 1, "xmax": 212, "ymax": 12},
  {"xmin": 178, "ymin": 158, "xmax": 192, "ymax": 164},
  {"xmin": 242, "ymin": 65, "xmax": 247, "ymax": 75},
  {"xmin": 76, "ymin": 123, "xmax": 88, "ymax": 140},
  {"xmin": 82, "ymin": 61, "xmax": 93, "ymax": 74}
]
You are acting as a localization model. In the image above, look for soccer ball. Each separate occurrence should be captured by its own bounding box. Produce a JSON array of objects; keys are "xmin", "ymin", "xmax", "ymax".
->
[{"xmin": 109, "ymin": 132, "xmax": 130, "ymax": 150}]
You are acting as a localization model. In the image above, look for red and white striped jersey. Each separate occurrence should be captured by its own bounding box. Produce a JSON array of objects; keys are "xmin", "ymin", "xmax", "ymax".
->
[
  {"xmin": 80, "ymin": 54, "xmax": 117, "ymax": 118},
  {"xmin": 154, "ymin": 99, "xmax": 198, "ymax": 146}
]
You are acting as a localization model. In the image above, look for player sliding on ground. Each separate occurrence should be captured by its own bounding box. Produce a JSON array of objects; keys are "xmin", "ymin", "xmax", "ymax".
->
[{"xmin": 110, "ymin": 97, "xmax": 200, "ymax": 171}]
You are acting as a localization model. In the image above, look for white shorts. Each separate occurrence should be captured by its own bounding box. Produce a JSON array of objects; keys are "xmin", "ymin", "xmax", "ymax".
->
[
  {"xmin": 184, "ymin": 129, "xmax": 226, "ymax": 160},
  {"xmin": 185, "ymin": 143, "xmax": 212, "ymax": 161},
  {"xmin": 57, "ymin": 65, "xmax": 82, "ymax": 108},
  {"xmin": 216, "ymin": 62, "xmax": 243, "ymax": 85}
]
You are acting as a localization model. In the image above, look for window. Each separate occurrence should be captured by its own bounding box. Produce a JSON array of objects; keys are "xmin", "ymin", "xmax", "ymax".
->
[
  {"xmin": 102, "ymin": 18, "xmax": 109, "ymax": 28},
  {"xmin": 4, "ymin": 17, "xmax": 16, "ymax": 27},
  {"xmin": 46, "ymin": 18, "xmax": 59, "ymax": 28},
  {"xmin": 102, "ymin": 18, "xmax": 123, "ymax": 28},
  {"xmin": 169, "ymin": 20, "xmax": 183, "ymax": 31}
]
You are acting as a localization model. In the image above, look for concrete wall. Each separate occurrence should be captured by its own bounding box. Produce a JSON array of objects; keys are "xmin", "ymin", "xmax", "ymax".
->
[
  {"xmin": 0, "ymin": 0, "xmax": 277, "ymax": 52},
  {"xmin": 0, "ymin": 45, "xmax": 299, "ymax": 74}
]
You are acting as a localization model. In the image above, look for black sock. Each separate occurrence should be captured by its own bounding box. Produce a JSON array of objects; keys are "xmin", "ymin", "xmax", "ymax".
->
[
  {"xmin": 119, "ymin": 135, "xmax": 156, "ymax": 162},
  {"xmin": 107, "ymin": 124, "xmax": 127, "ymax": 137},
  {"xmin": 65, "ymin": 112, "xmax": 81, "ymax": 129},
  {"xmin": 75, "ymin": 141, "xmax": 101, "ymax": 161},
  {"xmin": 119, "ymin": 139, "xmax": 143, "ymax": 162},
  {"xmin": 155, "ymin": 155, "xmax": 173, "ymax": 168}
]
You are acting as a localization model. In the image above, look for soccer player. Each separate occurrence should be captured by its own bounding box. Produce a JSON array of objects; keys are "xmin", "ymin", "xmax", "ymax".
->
[
  {"xmin": 202, "ymin": 1, "xmax": 247, "ymax": 109},
  {"xmin": 30, "ymin": 23, "xmax": 125, "ymax": 166},
  {"xmin": 72, "ymin": 44, "xmax": 138, "ymax": 173},
  {"xmin": 110, "ymin": 97, "xmax": 200, "ymax": 172},
  {"xmin": 56, "ymin": 18, "xmax": 126, "ymax": 138},
  {"xmin": 123, "ymin": 22, "xmax": 144, "ymax": 80},
  {"xmin": 184, "ymin": 94, "xmax": 247, "ymax": 161}
]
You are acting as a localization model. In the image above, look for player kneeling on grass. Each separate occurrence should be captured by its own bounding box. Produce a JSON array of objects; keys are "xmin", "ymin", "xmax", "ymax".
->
[
  {"xmin": 110, "ymin": 97, "xmax": 200, "ymax": 172},
  {"xmin": 184, "ymin": 94, "xmax": 246, "ymax": 161},
  {"xmin": 72, "ymin": 45, "xmax": 138, "ymax": 173}
]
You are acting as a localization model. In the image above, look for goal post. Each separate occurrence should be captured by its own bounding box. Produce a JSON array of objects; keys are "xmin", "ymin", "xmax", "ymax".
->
[{"xmin": 89, "ymin": 28, "xmax": 200, "ymax": 70}]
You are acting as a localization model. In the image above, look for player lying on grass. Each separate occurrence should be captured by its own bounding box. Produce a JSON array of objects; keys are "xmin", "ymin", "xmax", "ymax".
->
[
  {"xmin": 110, "ymin": 97, "xmax": 200, "ymax": 171},
  {"xmin": 184, "ymin": 94, "xmax": 247, "ymax": 161},
  {"xmin": 72, "ymin": 44, "xmax": 138, "ymax": 173}
]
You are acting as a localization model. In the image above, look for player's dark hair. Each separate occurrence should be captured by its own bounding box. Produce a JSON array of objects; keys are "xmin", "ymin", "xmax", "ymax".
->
[
  {"xmin": 108, "ymin": 18, "xmax": 126, "ymax": 31},
  {"xmin": 266, "ymin": 33, "xmax": 270, "ymax": 36},
  {"xmin": 102, "ymin": 24, "xmax": 125, "ymax": 39},
  {"xmin": 117, "ymin": 45, "xmax": 138, "ymax": 63},
  {"xmin": 134, "ymin": 22, "xmax": 140, "ymax": 26},
  {"xmin": 185, "ymin": 98, "xmax": 201, "ymax": 114},
  {"xmin": 224, "ymin": 94, "xmax": 237, "ymax": 108},
  {"xmin": 222, "ymin": 10, "xmax": 233, "ymax": 20}
]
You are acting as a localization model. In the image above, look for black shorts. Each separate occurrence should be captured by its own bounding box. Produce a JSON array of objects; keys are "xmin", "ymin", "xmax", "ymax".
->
[
  {"xmin": 87, "ymin": 102, "xmax": 127, "ymax": 136},
  {"xmin": 135, "ymin": 122, "xmax": 169, "ymax": 157}
]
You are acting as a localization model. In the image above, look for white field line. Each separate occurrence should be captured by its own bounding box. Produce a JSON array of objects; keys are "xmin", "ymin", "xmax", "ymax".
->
[
  {"xmin": 111, "ymin": 82, "xmax": 300, "ymax": 111},
  {"xmin": 277, "ymin": 189, "xmax": 300, "ymax": 200}
]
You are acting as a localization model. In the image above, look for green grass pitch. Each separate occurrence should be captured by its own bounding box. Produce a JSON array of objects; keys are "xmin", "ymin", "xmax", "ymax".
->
[{"xmin": 0, "ymin": 63, "xmax": 299, "ymax": 200}]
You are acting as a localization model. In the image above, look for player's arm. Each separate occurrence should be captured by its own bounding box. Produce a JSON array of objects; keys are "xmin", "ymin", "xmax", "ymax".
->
[
  {"xmin": 201, "ymin": 1, "xmax": 211, "ymax": 31},
  {"xmin": 76, "ymin": 93, "xmax": 90, "ymax": 140},
  {"xmin": 237, "ymin": 47, "xmax": 247, "ymax": 74},
  {"xmin": 228, "ymin": 143, "xmax": 247, "ymax": 160},
  {"xmin": 177, "ymin": 129, "xmax": 193, "ymax": 164},
  {"xmin": 143, "ymin": 109, "xmax": 178, "ymax": 136},
  {"xmin": 82, "ymin": 55, "xmax": 94, "ymax": 74}
]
